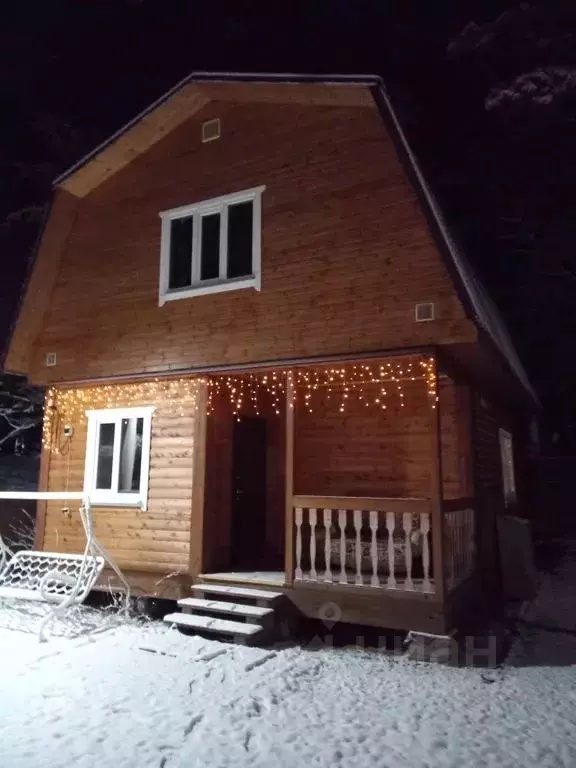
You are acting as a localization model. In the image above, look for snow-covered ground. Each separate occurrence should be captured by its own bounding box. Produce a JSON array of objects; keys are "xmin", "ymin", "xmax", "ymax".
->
[{"xmin": 2, "ymin": 545, "xmax": 576, "ymax": 768}]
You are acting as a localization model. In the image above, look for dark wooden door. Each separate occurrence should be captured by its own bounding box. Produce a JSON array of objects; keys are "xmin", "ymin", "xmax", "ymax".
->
[{"xmin": 230, "ymin": 417, "xmax": 267, "ymax": 569}]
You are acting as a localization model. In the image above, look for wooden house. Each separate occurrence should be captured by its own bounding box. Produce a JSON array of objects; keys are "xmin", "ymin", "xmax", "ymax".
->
[{"xmin": 2, "ymin": 73, "xmax": 537, "ymax": 640}]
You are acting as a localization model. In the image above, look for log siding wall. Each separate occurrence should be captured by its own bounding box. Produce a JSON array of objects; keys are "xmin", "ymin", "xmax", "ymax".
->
[
  {"xmin": 472, "ymin": 393, "xmax": 515, "ymax": 598},
  {"xmin": 41, "ymin": 382, "xmax": 198, "ymax": 573},
  {"xmin": 40, "ymin": 368, "xmax": 464, "ymax": 574},
  {"xmin": 293, "ymin": 378, "xmax": 461, "ymax": 499},
  {"xmin": 26, "ymin": 100, "xmax": 475, "ymax": 384}
]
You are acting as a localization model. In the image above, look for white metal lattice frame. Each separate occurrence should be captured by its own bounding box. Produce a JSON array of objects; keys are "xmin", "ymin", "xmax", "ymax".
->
[
  {"xmin": 0, "ymin": 492, "xmax": 131, "ymax": 640},
  {"xmin": 0, "ymin": 551, "xmax": 104, "ymax": 603}
]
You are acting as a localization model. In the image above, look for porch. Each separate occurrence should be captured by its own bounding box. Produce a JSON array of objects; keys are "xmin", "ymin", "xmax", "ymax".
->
[{"xmin": 195, "ymin": 353, "xmax": 477, "ymax": 631}]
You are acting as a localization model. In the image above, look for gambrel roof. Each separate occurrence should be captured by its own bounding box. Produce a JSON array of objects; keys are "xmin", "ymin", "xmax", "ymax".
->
[{"xmin": 10, "ymin": 72, "xmax": 537, "ymax": 404}]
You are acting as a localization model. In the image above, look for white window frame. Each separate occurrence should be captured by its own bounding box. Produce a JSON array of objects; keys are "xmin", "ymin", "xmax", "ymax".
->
[
  {"xmin": 83, "ymin": 406, "xmax": 154, "ymax": 510},
  {"xmin": 499, "ymin": 428, "xmax": 517, "ymax": 507},
  {"xmin": 158, "ymin": 186, "xmax": 265, "ymax": 305}
]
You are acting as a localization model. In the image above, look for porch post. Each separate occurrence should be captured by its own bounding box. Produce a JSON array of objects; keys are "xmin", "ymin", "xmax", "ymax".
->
[
  {"xmin": 430, "ymin": 356, "xmax": 446, "ymax": 603},
  {"xmin": 284, "ymin": 371, "xmax": 295, "ymax": 586},
  {"xmin": 189, "ymin": 379, "xmax": 208, "ymax": 581}
]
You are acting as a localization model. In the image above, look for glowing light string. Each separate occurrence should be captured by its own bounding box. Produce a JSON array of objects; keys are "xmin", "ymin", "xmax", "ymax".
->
[{"xmin": 42, "ymin": 356, "xmax": 438, "ymax": 452}]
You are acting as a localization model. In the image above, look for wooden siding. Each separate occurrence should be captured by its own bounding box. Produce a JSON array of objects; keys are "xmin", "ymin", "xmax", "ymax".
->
[
  {"xmin": 40, "ymin": 364, "xmax": 466, "ymax": 589},
  {"xmin": 24, "ymin": 99, "xmax": 475, "ymax": 384},
  {"xmin": 41, "ymin": 381, "xmax": 197, "ymax": 573},
  {"xmin": 60, "ymin": 82, "xmax": 373, "ymax": 198},
  {"xmin": 202, "ymin": 392, "xmax": 233, "ymax": 572},
  {"xmin": 472, "ymin": 393, "xmax": 508, "ymax": 598},
  {"xmin": 293, "ymin": 378, "xmax": 457, "ymax": 499},
  {"xmin": 287, "ymin": 583, "xmax": 446, "ymax": 634},
  {"xmin": 4, "ymin": 190, "xmax": 78, "ymax": 373},
  {"xmin": 439, "ymin": 376, "xmax": 473, "ymax": 500}
]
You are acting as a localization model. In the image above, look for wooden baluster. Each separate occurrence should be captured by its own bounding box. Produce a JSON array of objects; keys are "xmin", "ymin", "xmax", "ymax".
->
[
  {"xmin": 295, "ymin": 507, "xmax": 303, "ymax": 580},
  {"xmin": 353, "ymin": 510, "xmax": 363, "ymax": 585},
  {"xmin": 309, "ymin": 508, "xmax": 317, "ymax": 581},
  {"xmin": 386, "ymin": 511, "xmax": 396, "ymax": 589},
  {"xmin": 338, "ymin": 509, "xmax": 347, "ymax": 584},
  {"xmin": 369, "ymin": 510, "xmax": 379, "ymax": 587},
  {"xmin": 323, "ymin": 508, "xmax": 332, "ymax": 583},
  {"xmin": 403, "ymin": 512, "xmax": 414, "ymax": 590},
  {"xmin": 420, "ymin": 512, "xmax": 431, "ymax": 592}
]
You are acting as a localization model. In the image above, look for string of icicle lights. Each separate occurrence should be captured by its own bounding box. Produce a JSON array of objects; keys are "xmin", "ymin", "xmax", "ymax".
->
[
  {"xmin": 42, "ymin": 378, "xmax": 206, "ymax": 451},
  {"xmin": 42, "ymin": 357, "xmax": 437, "ymax": 450},
  {"xmin": 206, "ymin": 357, "xmax": 438, "ymax": 418}
]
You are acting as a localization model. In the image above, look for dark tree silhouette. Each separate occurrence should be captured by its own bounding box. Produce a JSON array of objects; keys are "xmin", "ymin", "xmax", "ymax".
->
[{"xmin": 0, "ymin": 376, "xmax": 43, "ymax": 453}]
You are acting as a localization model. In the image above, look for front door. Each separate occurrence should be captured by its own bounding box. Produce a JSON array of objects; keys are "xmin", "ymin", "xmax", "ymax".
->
[{"xmin": 230, "ymin": 417, "xmax": 267, "ymax": 569}]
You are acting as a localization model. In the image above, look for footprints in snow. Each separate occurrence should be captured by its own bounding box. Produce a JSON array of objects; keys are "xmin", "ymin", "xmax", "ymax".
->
[
  {"xmin": 183, "ymin": 714, "xmax": 204, "ymax": 737},
  {"xmin": 196, "ymin": 648, "xmax": 229, "ymax": 663},
  {"xmin": 179, "ymin": 647, "xmax": 290, "ymax": 753},
  {"xmin": 244, "ymin": 651, "xmax": 277, "ymax": 672}
]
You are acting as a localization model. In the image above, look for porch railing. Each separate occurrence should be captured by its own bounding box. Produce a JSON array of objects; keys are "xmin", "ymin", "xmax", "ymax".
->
[
  {"xmin": 443, "ymin": 499, "xmax": 475, "ymax": 591},
  {"xmin": 292, "ymin": 496, "xmax": 434, "ymax": 593}
]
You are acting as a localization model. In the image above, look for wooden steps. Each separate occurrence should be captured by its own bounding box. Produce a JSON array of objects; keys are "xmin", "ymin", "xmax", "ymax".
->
[
  {"xmin": 177, "ymin": 597, "xmax": 274, "ymax": 619},
  {"xmin": 163, "ymin": 612, "xmax": 264, "ymax": 638},
  {"xmin": 191, "ymin": 583, "xmax": 284, "ymax": 603},
  {"xmin": 163, "ymin": 580, "xmax": 287, "ymax": 645}
]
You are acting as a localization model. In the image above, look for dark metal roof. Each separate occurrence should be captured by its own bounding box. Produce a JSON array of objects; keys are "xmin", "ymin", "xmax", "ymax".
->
[{"xmin": 27, "ymin": 72, "xmax": 537, "ymax": 403}]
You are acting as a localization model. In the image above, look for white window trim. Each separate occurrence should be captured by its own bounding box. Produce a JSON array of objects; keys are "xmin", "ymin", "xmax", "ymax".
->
[
  {"xmin": 498, "ymin": 428, "xmax": 517, "ymax": 507},
  {"xmin": 83, "ymin": 406, "xmax": 155, "ymax": 510},
  {"xmin": 158, "ymin": 185, "xmax": 265, "ymax": 306}
]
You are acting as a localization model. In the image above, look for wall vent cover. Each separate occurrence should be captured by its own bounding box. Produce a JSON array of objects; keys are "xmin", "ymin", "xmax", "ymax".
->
[
  {"xmin": 415, "ymin": 302, "xmax": 435, "ymax": 322},
  {"xmin": 45, "ymin": 352, "xmax": 57, "ymax": 367},
  {"xmin": 202, "ymin": 118, "xmax": 221, "ymax": 143}
]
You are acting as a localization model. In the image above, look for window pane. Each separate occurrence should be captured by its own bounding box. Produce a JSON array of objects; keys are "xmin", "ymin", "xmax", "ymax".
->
[
  {"xmin": 200, "ymin": 213, "xmax": 221, "ymax": 281},
  {"xmin": 118, "ymin": 418, "xmax": 144, "ymax": 493},
  {"xmin": 169, "ymin": 216, "xmax": 193, "ymax": 290},
  {"xmin": 95, "ymin": 423, "xmax": 115, "ymax": 490},
  {"xmin": 227, "ymin": 201, "xmax": 253, "ymax": 278}
]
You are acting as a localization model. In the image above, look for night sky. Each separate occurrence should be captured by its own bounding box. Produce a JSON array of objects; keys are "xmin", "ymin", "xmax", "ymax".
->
[{"xmin": 2, "ymin": 0, "xmax": 576, "ymax": 446}]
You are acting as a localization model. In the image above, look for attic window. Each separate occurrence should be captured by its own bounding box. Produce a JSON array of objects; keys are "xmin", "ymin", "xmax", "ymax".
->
[
  {"xmin": 202, "ymin": 118, "xmax": 221, "ymax": 143},
  {"xmin": 159, "ymin": 186, "xmax": 264, "ymax": 304}
]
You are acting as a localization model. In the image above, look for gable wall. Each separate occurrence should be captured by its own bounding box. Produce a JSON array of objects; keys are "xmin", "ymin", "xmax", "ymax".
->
[{"xmin": 25, "ymin": 99, "xmax": 475, "ymax": 384}]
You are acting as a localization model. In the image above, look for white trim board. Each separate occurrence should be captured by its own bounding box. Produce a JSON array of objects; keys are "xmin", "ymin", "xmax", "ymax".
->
[{"xmin": 158, "ymin": 186, "xmax": 265, "ymax": 306}]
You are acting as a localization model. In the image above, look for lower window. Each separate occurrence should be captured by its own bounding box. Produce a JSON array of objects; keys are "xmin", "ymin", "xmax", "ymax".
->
[{"xmin": 84, "ymin": 407, "xmax": 154, "ymax": 509}]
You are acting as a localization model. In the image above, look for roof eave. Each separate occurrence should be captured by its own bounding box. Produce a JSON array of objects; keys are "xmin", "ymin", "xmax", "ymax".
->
[{"xmin": 369, "ymin": 82, "xmax": 538, "ymax": 408}]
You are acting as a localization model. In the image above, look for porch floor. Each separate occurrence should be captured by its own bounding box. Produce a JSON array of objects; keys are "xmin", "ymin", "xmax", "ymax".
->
[{"xmin": 199, "ymin": 571, "xmax": 286, "ymax": 587}]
